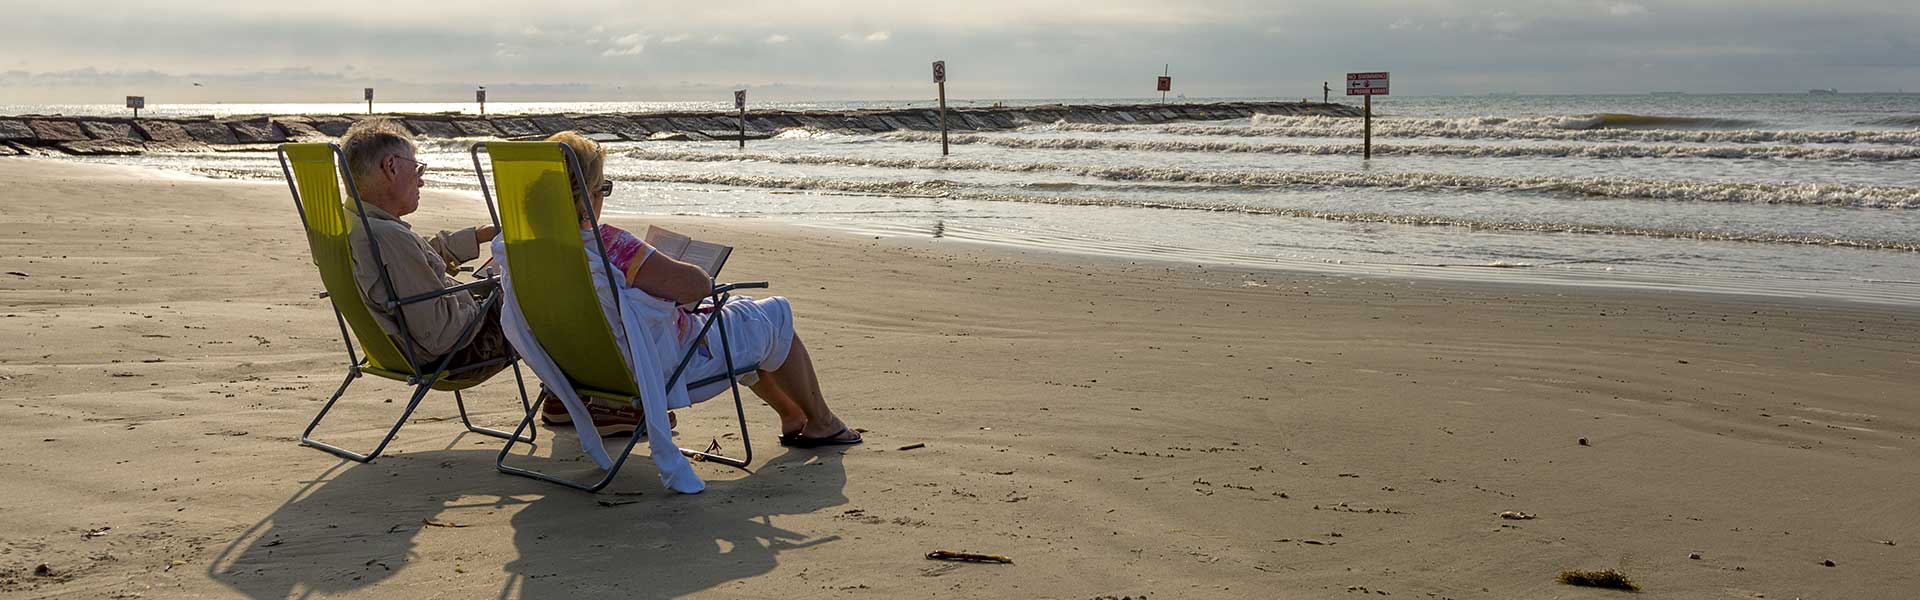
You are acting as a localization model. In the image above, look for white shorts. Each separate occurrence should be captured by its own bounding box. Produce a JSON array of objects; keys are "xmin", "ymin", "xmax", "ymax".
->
[{"xmin": 681, "ymin": 295, "xmax": 794, "ymax": 402}]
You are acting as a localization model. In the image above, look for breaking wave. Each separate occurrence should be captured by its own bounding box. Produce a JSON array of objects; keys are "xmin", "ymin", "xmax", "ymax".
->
[
  {"xmin": 1860, "ymin": 115, "xmax": 1920, "ymax": 128},
  {"xmin": 956, "ymin": 192, "xmax": 1920, "ymax": 252},
  {"xmin": 773, "ymin": 127, "xmax": 850, "ymax": 140},
  {"xmin": 1254, "ymin": 112, "xmax": 1764, "ymax": 131},
  {"xmin": 607, "ymin": 170, "xmax": 954, "ymax": 197},
  {"xmin": 877, "ymin": 131, "xmax": 1920, "ymax": 162},
  {"xmin": 412, "ymin": 137, "xmax": 496, "ymax": 153},
  {"xmin": 624, "ymin": 149, "xmax": 1920, "ymax": 208},
  {"xmin": 607, "ymin": 169, "xmax": 1919, "ymax": 252},
  {"xmin": 1046, "ymin": 117, "xmax": 1920, "ymax": 145}
]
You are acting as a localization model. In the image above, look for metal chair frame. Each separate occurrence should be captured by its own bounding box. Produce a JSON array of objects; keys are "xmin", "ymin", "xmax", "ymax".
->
[
  {"xmin": 278, "ymin": 144, "xmax": 535, "ymax": 463},
  {"xmin": 470, "ymin": 141, "xmax": 762, "ymax": 492}
]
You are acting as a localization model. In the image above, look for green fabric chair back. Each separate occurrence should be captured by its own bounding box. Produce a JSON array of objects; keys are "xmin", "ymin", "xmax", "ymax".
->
[
  {"xmin": 484, "ymin": 142, "xmax": 640, "ymax": 399},
  {"xmin": 282, "ymin": 143, "xmax": 415, "ymax": 375}
]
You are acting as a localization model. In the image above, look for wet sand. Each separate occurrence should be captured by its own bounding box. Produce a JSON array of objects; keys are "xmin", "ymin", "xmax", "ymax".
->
[{"xmin": 1, "ymin": 158, "xmax": 1915, "ymax": 598}]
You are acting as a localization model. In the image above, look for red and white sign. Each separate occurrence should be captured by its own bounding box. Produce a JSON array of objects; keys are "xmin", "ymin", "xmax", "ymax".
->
[
  {"xmin": 1156, "ymin": 76, "xmax": 1172, "ymax": 92},
  {"xmin": 1346, "ymin": 72, "xmax": 1389, "ymax": 96},
  {"xmin": 734, "ymin": 90, "xmax": 746, "ymax": 109},
  {"xmin": 933, "ymin": 61, "xmax": 946, "ymax": 83}
]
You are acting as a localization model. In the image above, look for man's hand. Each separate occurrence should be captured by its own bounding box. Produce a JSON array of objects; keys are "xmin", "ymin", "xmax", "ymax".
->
[{"xmin": 476, "ymin": 224, "xmax": 499, "ymax": 242}]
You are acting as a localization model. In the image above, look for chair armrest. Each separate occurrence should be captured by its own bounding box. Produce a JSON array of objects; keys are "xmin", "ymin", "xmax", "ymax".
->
[
  {"xmin": 710, "ymin": 281, "xmax": 768, "ymax": 296},
  {"xmin": 385, "ymin": 276, "xmax": 501, "ymax": 311}
]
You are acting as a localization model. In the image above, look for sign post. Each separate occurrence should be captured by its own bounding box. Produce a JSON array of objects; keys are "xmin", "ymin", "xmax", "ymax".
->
[
  {"xmin": 125, "ymin": 96, "xmax": 144, "ymax": 119},
  {"xmin": 735, "ymin": 89, "xmax": 747, "ymax": 149},
  {"xmin": 1157, "ymin": 65, "xmax": 1171, "ymax": 103},
  {"xmin": 933, "ymin": 60, "xmax": 948, "ymax": 156},
  {"xmin": 365, "ymin": 88, "xmax": 374, "ymax": 114},
  {"xmin": 476, "ymin": 87, "xmax": 487, "ymax": 116},
  {"xmin": 1346, "ymin": 72, "xmax": 1389, "ymax": 159}
]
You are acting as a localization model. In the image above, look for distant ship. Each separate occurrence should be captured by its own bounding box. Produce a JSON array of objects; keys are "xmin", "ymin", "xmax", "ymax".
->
[{"xmin": 1809, "ymin": 88, "xmax": 1840, "ymax": 95}]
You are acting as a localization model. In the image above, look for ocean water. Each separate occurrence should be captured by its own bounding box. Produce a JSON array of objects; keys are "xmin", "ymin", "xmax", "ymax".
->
[{"xmin": 23, "ymin": 94, "xmax": 1920, "ymax": 305}]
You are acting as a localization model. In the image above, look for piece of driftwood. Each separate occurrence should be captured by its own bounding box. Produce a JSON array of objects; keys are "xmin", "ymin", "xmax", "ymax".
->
[{"xmin": 926, "ymin": 550, "xmax": 1013, "ymax": 564}]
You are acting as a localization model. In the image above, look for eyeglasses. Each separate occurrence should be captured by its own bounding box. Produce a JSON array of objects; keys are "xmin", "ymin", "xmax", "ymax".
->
[
  {"xmin": 597, "ymin": 180, "xmax": 615, "ymax": 198},
  {"xmin": 390, "ymin": 155, "xmax": 428, "ymax": 178}
]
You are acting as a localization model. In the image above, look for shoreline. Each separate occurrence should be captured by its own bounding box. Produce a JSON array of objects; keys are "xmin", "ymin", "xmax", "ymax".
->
[
  {"xmin": 23, "ymin": 152, "xmax": 1920, "ymax": 309},
  {"xmin": 2, "ymin": 159, "xmax": 1915, "ymax": 598},
  {"xmin": 780, "ymin": 217, "xmax": 1920, "ymax": 310}
]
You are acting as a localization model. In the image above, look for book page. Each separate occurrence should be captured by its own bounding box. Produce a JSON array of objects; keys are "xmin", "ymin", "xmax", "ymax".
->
[
  {"xmin": 678, "ymin": 240, "xmax": 732, "ymax": 276},
  {"xmin": 643, "ymin": 225, "xmax": 731, "ymax": 276},
  {"xmin": 643, "ymin": 226, "xmax": 692, "ymax": 259}
]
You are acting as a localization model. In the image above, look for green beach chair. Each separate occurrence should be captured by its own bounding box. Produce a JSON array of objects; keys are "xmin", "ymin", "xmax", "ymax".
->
[
  {"xmin": 276, "ymin": 142, "xmax": 534, "ymax": 463},
  {"xmin": 470, "ymin": 141, "xmax": 762, "ymax": 493}
]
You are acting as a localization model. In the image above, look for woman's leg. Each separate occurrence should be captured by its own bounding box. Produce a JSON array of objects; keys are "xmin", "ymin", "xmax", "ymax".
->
[
  {"xmin": 762, "ymin": 335, "xmax": 857, "ymax": 440},
  {"xmin": 748, "ymin": 373, "xmax": 807, "ymax": 435}
]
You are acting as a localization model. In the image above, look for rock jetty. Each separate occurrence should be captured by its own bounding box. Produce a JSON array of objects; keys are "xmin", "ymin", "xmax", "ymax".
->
[{"xmin": 0, "ymin": 102, "xmax": 1362, "ymax": 157}]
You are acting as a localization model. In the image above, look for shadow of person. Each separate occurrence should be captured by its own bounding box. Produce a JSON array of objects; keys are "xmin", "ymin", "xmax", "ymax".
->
[
  {"xmin": 204, "ymin": 441, "xmax": 538, "ymax": 599},
  {"xmin": 206, "ymin": 436, "xmax": 847, "ymax": 600},
  {"xmin": 504, "ymin": 447, "xmax": 849, "ymax": 598}
]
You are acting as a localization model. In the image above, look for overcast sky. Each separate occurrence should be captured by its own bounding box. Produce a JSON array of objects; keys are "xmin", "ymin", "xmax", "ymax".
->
[{"xmin": 3, "ymin": 0, "xmax": 1917, "ymax": 104}]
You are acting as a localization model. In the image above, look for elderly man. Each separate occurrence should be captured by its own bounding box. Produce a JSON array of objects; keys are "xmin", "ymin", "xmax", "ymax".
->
[{"xmin": 339, "ymin": 119, "xmax": 635, "ymax": 435}]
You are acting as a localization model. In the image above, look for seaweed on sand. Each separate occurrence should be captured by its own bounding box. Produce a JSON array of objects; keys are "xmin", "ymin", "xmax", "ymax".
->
[{"xmin": 1556, "ymin": 569, "xmax": 1640, "ymax": 592}]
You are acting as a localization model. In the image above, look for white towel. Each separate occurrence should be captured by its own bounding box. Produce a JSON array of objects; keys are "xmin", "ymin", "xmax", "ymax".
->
[{"xmin": 492, "ymin": 235, "xmax": 704, "ymax": 494}]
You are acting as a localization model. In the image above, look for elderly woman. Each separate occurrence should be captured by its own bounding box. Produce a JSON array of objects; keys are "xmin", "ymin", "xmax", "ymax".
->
[
  {"xmin": 561, "ymin": 130, "xmax": 858, "ymax": 441},
  {"xmin": 495, "ymin": 132, "xmax": 860, "ymax": 492}
]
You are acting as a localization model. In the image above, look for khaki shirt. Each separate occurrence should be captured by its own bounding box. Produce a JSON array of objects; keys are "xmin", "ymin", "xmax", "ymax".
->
[{"xmin": 345, "ymin": 203, "xmax": 483, "ymax": 360}]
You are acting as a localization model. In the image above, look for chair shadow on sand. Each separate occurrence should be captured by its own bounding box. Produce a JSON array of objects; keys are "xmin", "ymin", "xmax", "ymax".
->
[{"xmin": 207, "ymin": 429, "xmax": 849, "ymax": 599}]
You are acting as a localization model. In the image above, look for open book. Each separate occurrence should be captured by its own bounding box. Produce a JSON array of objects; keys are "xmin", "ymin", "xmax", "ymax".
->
[
  {"xmin": 644, "ymin": 225, "xmax": 732, "ymax": 277},
  {"xmin": 473, "ymin": 225, "xmax": 733, "ymax": 281}
]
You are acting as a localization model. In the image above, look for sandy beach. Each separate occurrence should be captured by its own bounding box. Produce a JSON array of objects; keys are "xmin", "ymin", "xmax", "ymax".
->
[{"xmin": 2, "ymin": 157, "xmax": 1916, "ymax": 598}]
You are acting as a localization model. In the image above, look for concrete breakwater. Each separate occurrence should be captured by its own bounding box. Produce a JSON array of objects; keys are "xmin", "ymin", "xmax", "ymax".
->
[{"xmin": 0, "ymin": 101, "xmax": 1360, "ymax": 157}]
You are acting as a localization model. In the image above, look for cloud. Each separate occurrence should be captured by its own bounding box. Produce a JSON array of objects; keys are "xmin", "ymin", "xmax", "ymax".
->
[
  {"xmin": 3, "ymin": 1, "xmax": 1920, "ymax": 102},
  {"xmin": 1480, "ymin": 10, "xmax": 1528, "ymax": 34},
  {"xmin": 602, "ymin": 32, "xmax": 647, "ymax": 56},
  {"xmin": 1606, "ymin": 2, "xmax": 1647, "ymax": 16}
]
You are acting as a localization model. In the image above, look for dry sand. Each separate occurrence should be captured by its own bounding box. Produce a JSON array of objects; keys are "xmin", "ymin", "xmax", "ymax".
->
[{"xmin": 1, "ymin": 158, "xmax": 1916, "ymax": 599}]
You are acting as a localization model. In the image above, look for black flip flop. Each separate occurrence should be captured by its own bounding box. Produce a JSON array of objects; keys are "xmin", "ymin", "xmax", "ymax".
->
[{"xmin": 780, "ymin": 427, "xmax": 863, "ymax": 448}]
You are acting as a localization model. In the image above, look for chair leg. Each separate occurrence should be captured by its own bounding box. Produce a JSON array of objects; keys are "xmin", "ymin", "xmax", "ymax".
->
[
  {"xmin": 511, "ymin": 361, "xmax": 537, "ymax": 442},
  {"xmin": 300, "ymin": 371, "xmax": 431, "ymax": 463},
  {"xmin": 453, "ymin": 371, "xmax": 536, "ymax": 444},
  {"xmin": 495, "ymin": 406, "xmax": 649, "ymax": 493},
  {"xmin": 676, "ymin": 380, "xmax": 753, "ymax": 469},
  {"xmin": 679, "ymin": 309, "xmax": 753, "ymax": 470}
]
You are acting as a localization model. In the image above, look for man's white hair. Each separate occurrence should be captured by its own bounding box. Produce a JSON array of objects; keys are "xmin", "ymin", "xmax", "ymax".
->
[{"xmin": 339, "ymin": 118, "xmax": 415, "ymax": 184}]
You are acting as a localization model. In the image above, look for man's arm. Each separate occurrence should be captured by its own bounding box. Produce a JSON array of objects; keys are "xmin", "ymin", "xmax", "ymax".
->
[
  {"xmin": 378, "ymin": 229, "xmax": 483, "ymax": 358},
  {"xmin": 426, "ymin": 224, "xmax": 497, "ymax": 269}
]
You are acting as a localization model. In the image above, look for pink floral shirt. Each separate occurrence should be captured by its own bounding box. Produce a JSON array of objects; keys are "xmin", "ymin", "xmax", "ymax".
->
[{"xmin": 596, "ymin": 224, "xmax": 696, "ymax": 342}]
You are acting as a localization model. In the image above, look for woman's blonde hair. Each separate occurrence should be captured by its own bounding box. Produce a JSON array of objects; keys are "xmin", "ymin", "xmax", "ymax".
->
[{"xmin": 546, "ymin": 131, "xmax": 606, "ymax": 220}]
